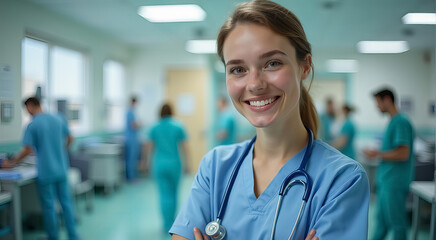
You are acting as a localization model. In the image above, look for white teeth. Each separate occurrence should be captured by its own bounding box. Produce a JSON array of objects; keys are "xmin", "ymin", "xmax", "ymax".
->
[{"xmin": 249, "ymin": 98, "xmax": 276, "ymax": 107}]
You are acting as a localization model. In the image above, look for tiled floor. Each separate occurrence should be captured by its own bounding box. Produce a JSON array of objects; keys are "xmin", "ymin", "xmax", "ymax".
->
[{"xmin": 23, "ymin": 174, "xmax": 431, "ymax": 240}]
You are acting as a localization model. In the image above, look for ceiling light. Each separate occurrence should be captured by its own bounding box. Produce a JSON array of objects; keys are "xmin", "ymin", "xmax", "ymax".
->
[
  {"xmin": 138, "ymin": 5, "xmax": 206, "ymax": 23},
  {"xmin": 357, "ymin": 41, "xmax": 409, "ymax": 54},
  {"xmin": 186, "ymin": 40, "xmax": 216, "ymax": 54},
  {"xmin": 326, "ymin": 59, "xmax": 358, "ymax": 73},
  {"xmin": 402, "ymin": 13, "xmax": 436, "ymax": 25}
]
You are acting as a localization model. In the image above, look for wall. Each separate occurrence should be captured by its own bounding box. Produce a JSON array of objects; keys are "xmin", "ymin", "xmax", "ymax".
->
[
  {"xmin": 0, "ymin": 0, "xmax": 133, "ymax": 143},
  {"xmin": 129, "ymin": 45, "xmax": 211, "ymax": 141}
]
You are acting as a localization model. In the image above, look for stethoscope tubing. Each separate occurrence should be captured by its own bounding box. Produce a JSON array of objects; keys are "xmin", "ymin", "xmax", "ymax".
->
[
  {"xmin": 209, "ymin": 128, "xmax": 314, "ymax": 240},
  {"xmin": 216, "ymin": 136, "xmax": 257, "ymax": 223}
]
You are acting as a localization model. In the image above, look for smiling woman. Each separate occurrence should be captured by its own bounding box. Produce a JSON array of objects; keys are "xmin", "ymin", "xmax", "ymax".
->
[{"xmin": 170, "ymin": 1, "xmax": 369, "ymax": 240}]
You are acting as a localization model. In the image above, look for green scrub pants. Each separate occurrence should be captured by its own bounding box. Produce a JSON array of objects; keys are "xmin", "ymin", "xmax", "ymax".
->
[
  {"xmin": 372, "ymin": 184, "xmax": 409, "ymax": 240},
  {"xmin": 153, "ymin": 162, "xmax": 181, "ymax": 232}
]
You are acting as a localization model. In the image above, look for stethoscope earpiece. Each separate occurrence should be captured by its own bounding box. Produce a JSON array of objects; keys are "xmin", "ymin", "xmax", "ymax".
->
[{"xmin": 205, "ymin": 221, "xmax": 226, "ymax": 240}]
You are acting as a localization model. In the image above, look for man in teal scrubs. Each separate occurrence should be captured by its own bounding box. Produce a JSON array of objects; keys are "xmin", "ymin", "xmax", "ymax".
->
[
  {"xmin": 125, "ymin": 96, "xmax": 141, "ymax": 181},
  {"xmin": 364, "ymin": 88, "xmax": 414, "ymax": 240},
  {"xmin": 216, "ymin": 97, "xmax": 236, "ymax": 146},
  {"xmin": 2, "ymin": 97, "xmax": 79, "ymax": 240}
]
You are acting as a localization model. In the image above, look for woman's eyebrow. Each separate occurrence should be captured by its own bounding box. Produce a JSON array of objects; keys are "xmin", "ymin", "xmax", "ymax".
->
[
  {"xmin": 225, "ymin": 50, "xmax": 287, "ymax": 66},
  {"xmin": 225, "ymin": 59, "xmax": 244, "ymax": 67},
  {"xmin": 259, "ymin": 50, "xmax": 287, "ymax": 60}
]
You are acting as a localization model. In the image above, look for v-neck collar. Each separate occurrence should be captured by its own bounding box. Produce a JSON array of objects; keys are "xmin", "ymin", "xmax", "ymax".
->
[{"xmin": 242, "ymin": 142, "xmax": 308, "ymax": 214}]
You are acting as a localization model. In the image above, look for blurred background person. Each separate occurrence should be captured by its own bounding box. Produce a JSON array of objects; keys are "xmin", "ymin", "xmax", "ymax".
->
[
  {"xmin": 2, "ymin": 97, "xmax": 79, "ymax": 240},
  {"xmin": 147, "ymin": 102, "xmax": 189, "ymax": 233},
  {"xmin": 318, "ymin": 97, "xmax": 336, "ymax": 143},
  {"xmin": 363, "ymin": 88, "xmax": 415, "ymax": 240},
  {"xmin": 332, "ymin": 104, "xmax": 357, "ymax": 159},
  {"xmin": 125, "ymin": 96, "xmax": 141, "ymax": 182},
  {"xmin": 216, "ymin": 96, "xmax": 236, "ymax": 146}
]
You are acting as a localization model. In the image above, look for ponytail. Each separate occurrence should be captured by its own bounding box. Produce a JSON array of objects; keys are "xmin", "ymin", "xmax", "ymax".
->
[{"xmin": 300, "ymin": 87, "xmax": 318, "ymax": 139}]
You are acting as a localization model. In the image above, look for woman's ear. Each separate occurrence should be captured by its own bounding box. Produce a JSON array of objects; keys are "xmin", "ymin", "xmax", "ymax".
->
[{"xmin": 301, "ymin": 54, "xmax": 312, "ymax": 81}]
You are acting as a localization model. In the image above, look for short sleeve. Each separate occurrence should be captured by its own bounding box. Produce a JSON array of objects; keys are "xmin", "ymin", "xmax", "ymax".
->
[
  {"xmin": 170, "ymin": 153, "xmax": 212, "ymax": 239},
  {"xmin": 60, "ymin": 115, "xmax": 70, "ymax": 137},
  {"xmin": 178, "ymin": 125, "xmax": 187, "ymax": 142},
  {"xmin": 22, "ymin": 124, "xmax": 34, "ymax": 147},
  {"xmin": 340, "ymin": 122, "xmax": 351, "ymax": 137},
  {"xmin": 311, "ymin": 166, "xmax": 370, "ymax": 239},
  {"xmin": 148, "ymin": 127, "xmax": 156, "ymax": 142},
  {"xmin": 393, "ymin": 119, "xmax": 412, "ymax": 147}
]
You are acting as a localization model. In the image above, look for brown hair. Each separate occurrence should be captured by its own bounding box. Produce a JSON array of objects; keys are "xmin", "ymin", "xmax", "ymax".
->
[
  {"xmin": 24, "ymin": 97, "xmax": 41, "ymax": 107},
  {"xmin": 217, "ymin": 0, "xmax": 318, "ymax": 137},
  {"xmin": 160, "ymin": 103, "xmax": 173, "ymax": 118}
]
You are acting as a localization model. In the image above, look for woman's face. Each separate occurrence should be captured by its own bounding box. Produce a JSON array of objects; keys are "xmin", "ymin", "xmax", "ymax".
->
[{"xmin": 222, "ymin": 23, "xmax": 311, "ymax": 128}]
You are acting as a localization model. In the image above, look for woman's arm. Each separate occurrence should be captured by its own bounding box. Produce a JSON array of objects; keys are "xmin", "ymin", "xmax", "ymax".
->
[{"xmin": 172, "ymin": 228, "xmax": 319, "ymax": 240}]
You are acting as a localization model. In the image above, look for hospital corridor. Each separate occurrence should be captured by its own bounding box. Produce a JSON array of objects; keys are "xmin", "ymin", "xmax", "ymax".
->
[{"xmin": 0, "ymin": 0, "xmax": 435, "ymax": 240}]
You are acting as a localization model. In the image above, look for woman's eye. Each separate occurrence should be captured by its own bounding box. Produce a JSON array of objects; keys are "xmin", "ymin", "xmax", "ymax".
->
[
  {"xmin": 229, "ymin": 67, "xmax": 245, "ymax": 75},
  {"xmin": 266, "ymin": 60, "xmax": 282, "ymax": 69}
]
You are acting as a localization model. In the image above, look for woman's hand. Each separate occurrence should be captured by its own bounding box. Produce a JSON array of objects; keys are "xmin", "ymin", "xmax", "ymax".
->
[
  {"xmin": 193, "ymin": 227, "xmax": 210, "ymax": 240},
  {"xmin": 305, "ymin": 229, "xmax": 319, "ymax": 240}
]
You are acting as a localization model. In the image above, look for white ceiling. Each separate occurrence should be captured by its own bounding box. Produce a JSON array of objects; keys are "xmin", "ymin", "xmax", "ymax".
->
[{"xmin": 25, "ymin": 0, "xmax": 436, "ymax": 51}]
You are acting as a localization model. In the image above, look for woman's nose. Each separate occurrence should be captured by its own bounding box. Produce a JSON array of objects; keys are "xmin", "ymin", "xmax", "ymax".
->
[{"xmin": 247, "ymin": 70, "xmax": 267, "ymax": 93}]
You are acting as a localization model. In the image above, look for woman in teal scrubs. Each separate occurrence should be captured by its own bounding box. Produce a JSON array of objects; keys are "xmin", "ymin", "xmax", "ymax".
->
[
  {"xmin": 332, "ymin": 105, "xmax": 356, "ymax": 159},
  {"xmin": 148, "ymin": 103, "xmax": 189, "ymax": 232}
]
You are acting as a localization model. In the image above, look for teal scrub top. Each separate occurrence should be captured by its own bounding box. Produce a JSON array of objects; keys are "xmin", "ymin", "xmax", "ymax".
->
[
  {"xmin": 170, "ymin": 140, "xmax": 369, "ymax": 239},
  {"xmin": 339, "ymin": 118, "xmax": 356, "ymax": 159},
  {"xmin": 149, "ymin": 117, "xmax": 187, "ymax": 165},
  {"xmin": 23, "ymin": 113, "xmax": 70, "ymax": 182},
  {"xmin": 319, "ymin": 113, "xmax": 334, "ymax": 142},
  {"xmin": 218, "ymin": 111, "xmax": 236, "ymax": 146},
  {"xmin": 377, "ymin": 113, "xmax": 414, "ymax": 187},
  {"xmin": 125, "ymin": 108, "xmax": 138, "ymax": 142}
]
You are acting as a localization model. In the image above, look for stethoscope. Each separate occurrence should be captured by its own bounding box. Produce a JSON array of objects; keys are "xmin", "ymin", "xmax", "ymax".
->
[{"xmin": 205, "ymin": 127, "xmax": 314, "ymax": 240}]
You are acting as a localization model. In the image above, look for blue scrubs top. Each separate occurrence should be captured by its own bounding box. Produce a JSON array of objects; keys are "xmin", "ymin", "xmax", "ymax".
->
[
  {"xmin": 377, "ymin": 113, "xmax": 414, "ymax": 187},
  {"xmin": 149, "ymin": 117, "xmax": 187, "ymax": 167},
  {"xmin": 170, "ymin": 140, "xmax": 369, "ymax": 239},
  {"xmin": 218, "ymin": 111, "xmax": 236, "ymax": 146},
  {"xmin": 339, "ymin": 117, "xmax": 356, "ymax": 159},
  {"xmin": 23, "ymin": 113, "xmax": 70, "ymax": 183},
  {"xmin": 125, "ymin": 108, "xmax": 138, "ymax": 142}
]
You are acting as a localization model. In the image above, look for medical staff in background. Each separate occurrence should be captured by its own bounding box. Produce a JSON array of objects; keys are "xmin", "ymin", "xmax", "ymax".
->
[
  {"xmin": 363, "ymin": 88, "xmax": 415, "ymax": 240},
  {"xmin": 332, "ymin": 104, "xmax": 356, "ymax": 159},
  {"xmin": 125, "ymin": 96, "xmax": 141, "ymax": 182},
  {"xmin": 170, "ymin": 1, "xmax": 369, "ymax": 239},
  {"xmin": 318, "ymin": 98, "xmax": 336, "ymax": 143},
  {"xmin": 216, "ymin": 97, "xmax": 236, "ymax": 146},
  {"xmin": 2, "ymin": 97, "xmax": 79, "ymax": 240},
  {"xmin": 148, "ymin": 103, "xmax": 189, "ymax": 233}
]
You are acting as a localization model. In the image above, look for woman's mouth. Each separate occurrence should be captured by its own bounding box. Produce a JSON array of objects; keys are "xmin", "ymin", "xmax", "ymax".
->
[{"xmin": 248, "ymin": 97, "xmax": 279, "ymax": 107}]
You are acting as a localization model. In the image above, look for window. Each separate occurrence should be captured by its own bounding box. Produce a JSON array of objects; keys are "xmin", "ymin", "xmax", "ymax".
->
[
  {"xmin": 22, "ymin": 38, "xmax": 48, "ymax": 126},
  {"xmin": 21, "ymin": 37, "xmax": 89, "ymax": 134},
  {"xmin": 103, "ymin": 60, "xmax": 126, "ymax": 131}
]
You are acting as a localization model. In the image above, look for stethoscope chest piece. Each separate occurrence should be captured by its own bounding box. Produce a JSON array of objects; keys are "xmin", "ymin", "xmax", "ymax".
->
[{"xmin": 205, "ymin": 221, "xmax": 226, "ymax": 240}]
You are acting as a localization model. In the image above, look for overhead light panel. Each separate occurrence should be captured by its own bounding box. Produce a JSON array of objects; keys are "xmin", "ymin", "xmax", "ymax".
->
[
  {"xmin": 402, "ymin": 13, "xmax": 436, "ymax": 25},
  {"xmin": 326, "ymin": 59, "xmax": 358, "ymax": 73},
  {"xmin": 186, "ymin": 40, "xmax": 216, "ymax": 54},
  {"xmin": 357, "ymin": 41, "xmax": 409, "ymax": 54},
  {"xmin": 138, "ymin": 4, "xmax": 206, "ymax": 22}
]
